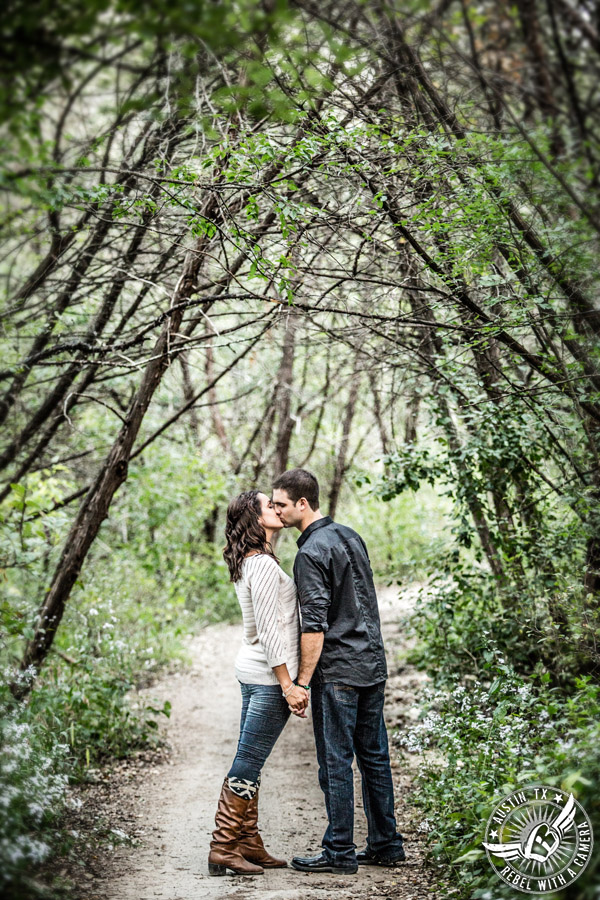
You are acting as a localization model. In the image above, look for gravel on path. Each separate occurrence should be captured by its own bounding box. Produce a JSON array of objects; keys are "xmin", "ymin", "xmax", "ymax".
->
[{"xmin": 67, "ymin": 587, "xmax": 443, "ymax": 900}]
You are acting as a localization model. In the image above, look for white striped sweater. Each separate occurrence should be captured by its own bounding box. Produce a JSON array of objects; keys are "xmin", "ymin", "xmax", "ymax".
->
[{"xmin": 234, "ymin": 554, "xmax": 300, "ymax": 685}]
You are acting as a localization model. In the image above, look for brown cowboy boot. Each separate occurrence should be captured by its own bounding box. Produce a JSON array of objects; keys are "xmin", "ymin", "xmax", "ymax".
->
[
  {"xmin": 208, "ymin": 780, "xmax": 264, "ymax": 876},
  {"xmin": 237, "ymin": 786, "xmax": 287, "ymax": 868}
]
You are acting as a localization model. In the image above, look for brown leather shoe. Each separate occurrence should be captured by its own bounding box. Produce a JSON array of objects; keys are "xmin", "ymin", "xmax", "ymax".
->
[
  {"xmin": 237, "ymin": 787, "xmax": 287, "ymax": 868},
  {"xmin": 208, "ymin": 780, "xmax": 264, "ymax": 876}
]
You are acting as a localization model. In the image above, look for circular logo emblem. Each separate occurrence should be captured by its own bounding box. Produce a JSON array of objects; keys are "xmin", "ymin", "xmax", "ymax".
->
[{"xmin": 482, "ymin": 785, "xmax": 594, "ymax": 894}]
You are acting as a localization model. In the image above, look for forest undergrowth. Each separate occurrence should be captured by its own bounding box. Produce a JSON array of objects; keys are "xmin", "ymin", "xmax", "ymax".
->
[{"xmin": 2, "ymin": 1, "xmax": 600, "ymax": 897}]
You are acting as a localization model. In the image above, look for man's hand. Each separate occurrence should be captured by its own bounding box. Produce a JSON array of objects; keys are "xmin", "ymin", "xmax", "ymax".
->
[{"xmin": 287, "ymin": 685, "xmax": 309, "ymax": 718}]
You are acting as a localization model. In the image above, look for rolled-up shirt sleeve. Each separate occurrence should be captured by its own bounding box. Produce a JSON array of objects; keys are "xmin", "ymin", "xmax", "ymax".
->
[
  {"xmin": 295, "ymin": 552, "xmax": 330, "ymax": 634},
  {"xmin": 248, "ymin": 557, "xmax": 287, "ymax": 668}
]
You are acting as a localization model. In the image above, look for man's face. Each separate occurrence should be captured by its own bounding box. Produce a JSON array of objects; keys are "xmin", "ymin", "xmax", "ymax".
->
[{"xmin": 271, "ymin": 488, "xmax": 306, "ymax": 529}]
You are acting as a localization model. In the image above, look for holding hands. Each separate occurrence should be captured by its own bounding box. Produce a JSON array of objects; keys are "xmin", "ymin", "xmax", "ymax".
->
[{"xmin": 283, "ymin": 682, "xmax": 310, "ymax": 718}]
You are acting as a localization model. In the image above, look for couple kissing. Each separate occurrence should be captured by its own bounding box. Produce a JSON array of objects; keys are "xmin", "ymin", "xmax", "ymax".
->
[{"xmin": 208, "ymin": 468, "xmax": 405, "ymax": 877}]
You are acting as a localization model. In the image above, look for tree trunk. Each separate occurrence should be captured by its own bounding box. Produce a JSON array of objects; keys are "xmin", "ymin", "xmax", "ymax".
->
[
  {"xmin": 0, "ymin": 251, "xmax": 176, "ymax": 503},
  {"xmin": 328, "ymin": 364, "xmax": 361, "ymax": 520},
  {"xmin": 369, "ymin": 371, "xmax": 390, "ymax": 455},
  {"xmin": 404, "ymin": 390, "xmax": 420, "ymax": 446},
  {"xmin": 0, "ymin": 119, "xmax": 167, "ymax": 423},
  {"xmin": 515, "ymin": 0, "xmax": 557, "ymax": 124},
  {"xmin": 584, "ymin": 475, "xmax": 600, "ymax": 593},
  {"xmin": 404, "ymin": 281, "xmax": 506, "ymax": 580},
  {"xmin": 272, "ymin": 310, "xmax": 299, "ymax": 479},
  {"xmin": 0, "ymin": 208, "xmax": 161, "ymax": 473},
  {"xmin": 11, "ymin": 240, "xmax": 207, "ymax": 699},
  {"xmin": 180, "ymin": 354, "xmax": 201, "ymax": 440},
  {"xmin": 205, "ymin": 339, "xmax": 239, "ymax": 468}
]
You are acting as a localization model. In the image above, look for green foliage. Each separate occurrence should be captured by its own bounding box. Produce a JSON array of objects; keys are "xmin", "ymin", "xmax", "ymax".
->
[
  {"xmin": 31, "ymin": 653, "xmax": 173, "ymax": 769},
  {"xmin": 0, "ymin": 650, "xmax": 171, "ymax": 891},
  {"xmin": 399, "ymin": 630, "xmax": 600, "ymax": 899},
  {"xmin": 0, "ymin": 444, "xmax": 238, "ymax": 894},
  {"xmin": 0, "ymin": 674, "xmax": 69, "ymax": 890},
  {"xmin": 2, "ymin": 3, "xmax": 600, "ymax": 898},
  {"xmin": 349, "ymin": 479, "xmax": 452, "ymax": 581},
  {"xmin": 1, "ymin": 0, "xmax": 295, "ymax": 124},
  {"xmin": 375, "ymin": 380, "xmax": 599, "ymax": 896},
  {"xmin": 410, "ymin": 564, "xmax": 600, "ymax": 684}
]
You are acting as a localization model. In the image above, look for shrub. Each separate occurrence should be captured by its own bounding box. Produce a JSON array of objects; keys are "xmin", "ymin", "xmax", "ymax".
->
[
  {"xmin": 399, "ymin": 628, "xmax": 600, "ymax": 898},
  {"xmin": 0, "ymin": 670, "xmax": 69, "ymax": 891}
]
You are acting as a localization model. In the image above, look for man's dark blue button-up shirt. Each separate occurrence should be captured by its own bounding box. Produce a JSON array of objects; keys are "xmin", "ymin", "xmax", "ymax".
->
[{"xmin": 293, "ymin": 516, "xmax": 388, "ymax": 687}]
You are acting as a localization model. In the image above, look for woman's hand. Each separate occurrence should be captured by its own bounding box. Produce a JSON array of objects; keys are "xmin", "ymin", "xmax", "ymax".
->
[
  {"xmin": 286, "ymin": 684, "xmax": 309, "ymax": 718},
  {"xmin": 276, "ymin": 667, "xmax": 310, "ymax": 718}
]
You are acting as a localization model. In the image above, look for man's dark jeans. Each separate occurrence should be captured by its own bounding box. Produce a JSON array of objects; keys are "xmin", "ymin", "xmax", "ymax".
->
[{"xmin": 311, "ymin": 681, "xmax": 403, "ymax": 867}]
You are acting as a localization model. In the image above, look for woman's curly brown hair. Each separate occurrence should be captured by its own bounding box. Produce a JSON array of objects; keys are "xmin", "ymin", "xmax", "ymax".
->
[{"xmin": 223, "ymin": 490, "xmax": 279, "ymax": 582}]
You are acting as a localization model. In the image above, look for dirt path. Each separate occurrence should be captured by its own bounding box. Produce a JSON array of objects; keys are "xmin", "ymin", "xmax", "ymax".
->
[{"xmin": 80, "ymin": 588, "xmax": 440, "ymax": 900}]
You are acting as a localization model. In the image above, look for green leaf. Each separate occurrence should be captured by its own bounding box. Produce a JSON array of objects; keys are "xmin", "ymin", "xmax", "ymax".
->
[{"xmin": 454, "ymin": 848, "xmax": 485, "ymax": 863}]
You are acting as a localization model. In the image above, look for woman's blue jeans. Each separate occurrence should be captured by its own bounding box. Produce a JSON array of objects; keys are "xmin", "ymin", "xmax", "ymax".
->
[
  {"xmin": 227, "ymin": 682, "xmax": 290, "ymax": 784},
  {"xmin": 311, "ymin": 681, "xmax": 403, "ymax": 867}
]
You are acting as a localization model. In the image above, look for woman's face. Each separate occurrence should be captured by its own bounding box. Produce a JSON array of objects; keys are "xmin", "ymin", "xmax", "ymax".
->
[{"xmin": 257, "ymin": 492, "xmax": 283, "ymax": 531}]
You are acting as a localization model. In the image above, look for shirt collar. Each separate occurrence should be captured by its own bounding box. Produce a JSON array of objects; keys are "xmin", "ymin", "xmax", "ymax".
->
[{"xmin": 296, "ymin": 516, "xmax": 333, "ymax": 548}]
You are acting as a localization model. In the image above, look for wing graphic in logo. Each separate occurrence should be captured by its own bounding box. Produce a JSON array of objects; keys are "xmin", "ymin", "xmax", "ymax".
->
[
  {"xmin": 482, "ymin": 839, "xmax": 523, "ymax": 860},
  {"xmin": 553, "ymin": 793, "xmax": 576, "ymax": 838},
  {"xmin": 484, "ymin": 794, "xmax": 578, "ymax": 865}
]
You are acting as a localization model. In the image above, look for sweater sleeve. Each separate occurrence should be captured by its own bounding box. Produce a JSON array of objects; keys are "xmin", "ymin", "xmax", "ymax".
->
[{"xmin": 247, "ymin": 556, "xmax": 287, "ymax": 668}]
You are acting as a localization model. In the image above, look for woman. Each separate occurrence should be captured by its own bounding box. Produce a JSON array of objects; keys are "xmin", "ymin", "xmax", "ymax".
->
[{"xmin": 208, "ymin": 490, "xmax": 308, "ymax": 876}]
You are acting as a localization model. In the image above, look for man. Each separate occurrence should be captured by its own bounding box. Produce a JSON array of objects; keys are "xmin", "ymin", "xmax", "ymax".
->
[{"xmin": 271, "ymin": 468, "xmax": 405, "ymax": 876}]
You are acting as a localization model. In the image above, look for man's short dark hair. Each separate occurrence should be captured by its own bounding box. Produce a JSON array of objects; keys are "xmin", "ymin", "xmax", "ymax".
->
[{"xmin": 272, "ymin": 468, "xmax": 320, "ymax": 510}]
